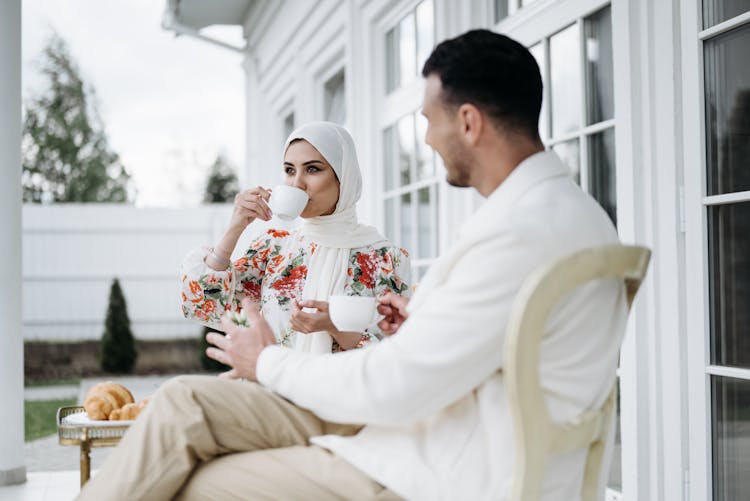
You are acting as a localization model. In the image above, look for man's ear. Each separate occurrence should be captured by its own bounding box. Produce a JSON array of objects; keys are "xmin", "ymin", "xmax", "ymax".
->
[{"xmin": 457, "ymin": 103, "xmax": 484, "ymax": 146}]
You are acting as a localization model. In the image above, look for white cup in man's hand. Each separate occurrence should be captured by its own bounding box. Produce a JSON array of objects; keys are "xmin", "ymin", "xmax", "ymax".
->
[
  {"xmin": 268, "ymin": 185, "xmax": 309, "ymax": 220},
  {"xmin": 328, "ymin": 295, "xmax": 380, "ymax": 332}
]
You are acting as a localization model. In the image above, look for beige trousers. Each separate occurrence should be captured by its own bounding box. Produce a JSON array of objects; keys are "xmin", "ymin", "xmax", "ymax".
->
[{"xmin": 76, "ymin": 375, "xmax": 401, "ymax": 501}]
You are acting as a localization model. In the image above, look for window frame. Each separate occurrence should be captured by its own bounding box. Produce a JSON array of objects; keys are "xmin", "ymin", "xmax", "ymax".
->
[
  {"xmin": 376, "ymin": 0, "xmax": 443, "ymax": 276},
  {"xmin": 682, "ymin": 4, "xmax": 750, "ymax": 500},
  {"xmin": 322, "ymin": 67, "xmax": 347, "ymax": 125},
  {"xmin": 497, "ymin": 0, "xmax": 624, "ymax": 496}
]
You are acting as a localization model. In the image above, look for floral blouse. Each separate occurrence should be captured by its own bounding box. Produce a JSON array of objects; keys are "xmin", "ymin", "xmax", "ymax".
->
[{"xmin": 181, "ymin": 228, "xmax": 411, "ymax": 352}]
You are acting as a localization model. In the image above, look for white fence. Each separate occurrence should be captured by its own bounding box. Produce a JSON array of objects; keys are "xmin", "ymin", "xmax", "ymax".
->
[{"xmin": 22, "ymin": 204, "xmax": 267, "ymax": 342}]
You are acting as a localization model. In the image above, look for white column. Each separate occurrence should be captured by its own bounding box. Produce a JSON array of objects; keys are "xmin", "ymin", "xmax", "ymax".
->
[{"xmin": 0, "ymin": 0, "xmax": 27, "ymax": 486}]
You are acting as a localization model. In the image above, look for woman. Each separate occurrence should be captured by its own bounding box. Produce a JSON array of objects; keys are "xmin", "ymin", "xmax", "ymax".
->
[{"xmin": 180, "ymin": 121, "xmax": 411, "ymax": 353}]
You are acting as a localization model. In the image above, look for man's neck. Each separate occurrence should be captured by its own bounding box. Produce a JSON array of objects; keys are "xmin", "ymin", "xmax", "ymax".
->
[{"xmin": 474, "ymin": 139, "xmax": 544, "ymax": 197}]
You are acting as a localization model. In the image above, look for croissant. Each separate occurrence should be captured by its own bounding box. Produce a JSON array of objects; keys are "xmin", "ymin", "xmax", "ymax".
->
[
  {"xmin": 109, "ymin": 398, "xmax": 149, "ymax": 421},
  {"xmin": 83, "ymin": 382, "xmax": 134, "ymax": 420}
]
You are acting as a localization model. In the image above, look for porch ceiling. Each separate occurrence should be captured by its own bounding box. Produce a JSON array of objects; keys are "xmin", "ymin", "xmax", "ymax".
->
[{"xmin": 163, "ymin": 0, "xmax": 255, "ymax": 30}]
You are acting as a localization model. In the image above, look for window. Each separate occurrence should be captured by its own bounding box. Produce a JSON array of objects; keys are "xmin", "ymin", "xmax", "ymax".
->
[
  {"xmin": 324, "ymin": 70, "xmax": 346, "ymax": 124},
  {"xmin": 506, "ymin": 3, "xmax": 620, "ymax": 492},
  {"xmin": 283, "ymin": 112, "xmax": 295, "ymax": 140},
  {"xmin": 381, "ymin": 1, "xmax": 437, "ymax": 280},
  {"xmin": 382, "ymin": 112, "xmax": 439, "ymax": 279},
  {"xmin": 493, "ymin": 0, "xmax": 542, "ymax": 23},
  {"xmin": 700, "ymin": 4, "xmax": 750, "ymax": 498},
  {"xmin": 531, "ymin": 6, "xmax": 616, "ymax": 225},
  {"xmin": 385, "ymin": 0, "xmax": 434, "ymax": 94}
]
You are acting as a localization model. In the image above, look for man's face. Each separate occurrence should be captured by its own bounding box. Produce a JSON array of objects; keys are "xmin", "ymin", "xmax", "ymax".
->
[{"xmin": 421, "ymin": 75, "xmax": 473, "ymax": 188}]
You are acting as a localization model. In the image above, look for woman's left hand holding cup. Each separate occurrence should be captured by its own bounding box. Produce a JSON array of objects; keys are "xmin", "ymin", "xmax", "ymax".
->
[
  {"xmin": 290, "ymin": 300, "xmax": 365, "ymax": 350},
  {"xmin": 289, "ymin": 300, "xmax": 336, "ymax": 334}
]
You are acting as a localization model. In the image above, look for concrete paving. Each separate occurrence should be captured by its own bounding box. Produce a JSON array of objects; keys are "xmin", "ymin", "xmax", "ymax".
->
[
  {"xmin": 24, "ymin": 386, "xmax": 78, "ymax": 402},
  {"xmin": 0, "ymin": 471, "xmax": 80, "ymax": 501},
  {"xmin": 25, "ymin": 435, "xmax": 111, "ymax": 473}
]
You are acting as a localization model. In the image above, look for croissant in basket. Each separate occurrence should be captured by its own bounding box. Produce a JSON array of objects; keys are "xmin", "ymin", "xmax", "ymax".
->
[
  {"xmin": 109, "ymin": 398, "xmax": 149, "ymax": 421},
  {"xmin": 83, "ymin": 381, "xmax": 134, "ymax": 420}
]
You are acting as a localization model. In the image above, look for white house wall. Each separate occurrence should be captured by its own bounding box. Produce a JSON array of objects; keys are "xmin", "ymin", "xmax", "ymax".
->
[
  {"xmin": 229, "ymin": 0, "xmax": 721, "ymax": 499},
  {"xmin": 240, "ymin": 0, "xmax": 480, "ymax": 245}
]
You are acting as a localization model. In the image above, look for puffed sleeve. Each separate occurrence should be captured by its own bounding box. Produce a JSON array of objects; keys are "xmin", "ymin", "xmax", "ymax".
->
[
  {"xmin": 342, "ymin": 245, "xmax": 412, "ymax": 350},
  {"xmin": 179, "ymin": 232, "xmax": 274, "ymax": 328}
]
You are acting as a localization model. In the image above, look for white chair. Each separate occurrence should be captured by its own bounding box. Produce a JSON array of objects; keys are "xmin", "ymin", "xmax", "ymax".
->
[{"xmin": 504, "ymin": 245, "xmax": 651, "ymax": 501}]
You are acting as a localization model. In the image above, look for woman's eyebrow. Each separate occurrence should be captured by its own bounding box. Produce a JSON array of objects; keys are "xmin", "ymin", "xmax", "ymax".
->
[{"xmin": 283, "ymin": 159, "xmax": 325, "ymax": 166}]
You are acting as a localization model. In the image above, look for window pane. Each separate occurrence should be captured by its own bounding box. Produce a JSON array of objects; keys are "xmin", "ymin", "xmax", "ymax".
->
[
  {"xmin": 399, "ymin": 13, "xmax": 417, "ymax": 89},
  {"xmin": 529, "ymin": 43, "xmax": 549, "ymax": 142},
  {"xmin": 552, "ymin": 139, "xmax": 580, "ymax": 184},
  {"xmin": 417, "ymin": 187, "xmax": 435, "ymax": 259},
  {"xmin": 398, "ymin": 114, "xmax": 415, "ymax": 186},
  {"xmin": 704, "ymin": 25, "xmax": 750, "ymax": 195},
  {"xmin": 588, "ymin": 128, "xmax": 617, "ymax": 225},
  {"xmin": 416, "ymin": 113, "xmax": 435, "ymax": 180},
  {"xmin": 384, "ymin": 197, "xmax": 396, "ymax": 242},
  {"xmin": 711, "ymin": 375, "xmax": 750, "ymax": 500},
  {"xmin": 703, "ymin": 0, "xmax": 750, "ymax": 29},
  {"xmin": 607, "ymin": 383, "xmax": 622, "ymax": 491},
  {"xmin": 584, "ymin": 6, "xmax": 614, "ymax": 124},
  {"xmin": 383, "ymin": 126, "xmax": 396, "ymax": 190},
  {"xmin": 413, "ymin": 265, "xmax": 428, "ymax": 281},
  {"xmin": 385, "ymin": 27, "xmax": 399, "ymax": 93},
  {"xmin": 416, "ymin": 0, "xmax": 434, "ymax": 74},
  {"xmin": 400, "ymin": 192, "xmax": 413, "ymax": 251},
  {"xmin": 550, "ymin": 23, "xmax": 582, "ymax": 137},
  {"xmin": 494, "ymin": 0, "xmax": 509, "ymax": 23},
  {"xmin": 709, "ymin": 201, "xmax": 750, "ymax": 367},
  {"xmin": 324, "ymin": 70, "xmax": 346, "ymax": 124},
  {"xmin": 283, "ymin": 113, "xmax": 295, "ymax": 140}
]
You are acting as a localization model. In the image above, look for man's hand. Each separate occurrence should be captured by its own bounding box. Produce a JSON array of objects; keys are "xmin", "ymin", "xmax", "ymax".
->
[
  {"xmin": 377, "ymin": 290, "xmax": 410, "ymax": 335},
  {"xmin": 205, "ymin": 298, "xmax": 276, "ymax": 381}
]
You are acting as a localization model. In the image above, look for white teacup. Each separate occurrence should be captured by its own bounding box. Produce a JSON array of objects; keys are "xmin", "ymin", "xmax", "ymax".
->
[
  {"xmin": 328, "ymin": 295, "xmax": 380, "ymax": 332},
  {"xmin": 268, "ymin": 185, "xmax": 309, "ymax": 220}
]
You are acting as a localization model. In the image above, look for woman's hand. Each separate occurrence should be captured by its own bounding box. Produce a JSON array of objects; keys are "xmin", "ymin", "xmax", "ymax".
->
[
  {"xmin": 229, "ymin": 187, "xmax": 272, "ymax": 231},
  {"xmin": 289, "ymin": 299, "xmax": 336, "ymax": 333},
  {"xmin": 290, "ymin": 300, "xmax": 362, "ymax": 350},
  {"xmin": 205, "ymin": 187, "xmax": 272, "ymax": 271}
]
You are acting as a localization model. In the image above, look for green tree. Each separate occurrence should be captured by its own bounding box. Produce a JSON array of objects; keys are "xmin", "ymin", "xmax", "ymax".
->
[
  {"xmin": 203, "ymin": 153, "xmax": 239, "ymax": 203},
  {"xmin": 101, "ymin": 278, "xmax": 137, "ymax": 373},
  {"xmin": 22, "ymin": 33, "xmax": 131, "ymax": 203}
]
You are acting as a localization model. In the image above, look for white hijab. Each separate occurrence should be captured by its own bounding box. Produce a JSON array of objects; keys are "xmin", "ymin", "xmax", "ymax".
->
[{"xmin": 283, "ymin": 122, "xmax": 386, "ymax": 353}]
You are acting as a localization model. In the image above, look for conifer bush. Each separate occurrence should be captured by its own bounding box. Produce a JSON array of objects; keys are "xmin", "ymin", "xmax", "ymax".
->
[{"xmin": 100, "ymin": 278, "xmax": 137, "ymax": 373}]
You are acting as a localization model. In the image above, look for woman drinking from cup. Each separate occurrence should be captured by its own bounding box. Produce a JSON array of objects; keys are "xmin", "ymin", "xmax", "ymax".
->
[{"xmin": 180, "ymin": 122, "xmax": 411, "ymax": 353}]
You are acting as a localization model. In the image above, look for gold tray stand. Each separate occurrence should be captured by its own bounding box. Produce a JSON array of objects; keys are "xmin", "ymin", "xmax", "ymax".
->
[{"xmin": 56, "ymin": 406, "xmax": 131, "ymax": 487}]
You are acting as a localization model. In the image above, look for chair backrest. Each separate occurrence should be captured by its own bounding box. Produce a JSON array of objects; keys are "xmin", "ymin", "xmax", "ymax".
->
[{"xmin": 504, "ymin": 245, "xmax": 651, "ymax": 501}]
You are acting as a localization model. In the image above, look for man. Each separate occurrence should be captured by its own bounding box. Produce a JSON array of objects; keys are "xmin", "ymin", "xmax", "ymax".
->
[{"xmin": 79, "ymin": 30, "xmax": 625, "ymax": 500}]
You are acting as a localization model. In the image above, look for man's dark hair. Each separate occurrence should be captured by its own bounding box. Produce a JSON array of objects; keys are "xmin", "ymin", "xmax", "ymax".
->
[{"xmin": 422, "ymin": 29, "xmax": 542, "ymax": 138}]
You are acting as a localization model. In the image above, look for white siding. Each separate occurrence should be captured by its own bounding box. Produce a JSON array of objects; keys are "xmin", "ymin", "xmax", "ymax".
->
[{"xmin": 22, "ymin": 204, "xmax": 267, "ymax": 341}]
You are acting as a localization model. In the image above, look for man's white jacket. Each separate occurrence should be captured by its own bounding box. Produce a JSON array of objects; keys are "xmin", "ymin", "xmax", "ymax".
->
[{"xmin": 257, "ymin": 151, "xmax": 627, "ymax": 500}]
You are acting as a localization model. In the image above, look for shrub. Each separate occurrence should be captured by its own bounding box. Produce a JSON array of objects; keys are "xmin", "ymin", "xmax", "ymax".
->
[{"xmin": 100, "ymin": 278, "xmax": 137, "ymax": 373}]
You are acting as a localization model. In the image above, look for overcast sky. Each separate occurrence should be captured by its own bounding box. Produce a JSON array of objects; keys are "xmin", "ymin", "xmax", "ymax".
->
[{"xmin": 22, "ymin": 0, "xmax": 245, "ymax": 207}]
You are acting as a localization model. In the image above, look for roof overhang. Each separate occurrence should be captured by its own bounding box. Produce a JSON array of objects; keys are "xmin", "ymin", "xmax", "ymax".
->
[{"xmin": 162, "ymin": 0, "xmax": 255, "ymax": 53}]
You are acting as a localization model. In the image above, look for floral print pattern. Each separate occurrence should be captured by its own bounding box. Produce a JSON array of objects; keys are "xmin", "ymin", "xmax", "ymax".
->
[{"xmin": 181, "ymin": 228, "xmax": 411, "ymax": 352}]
